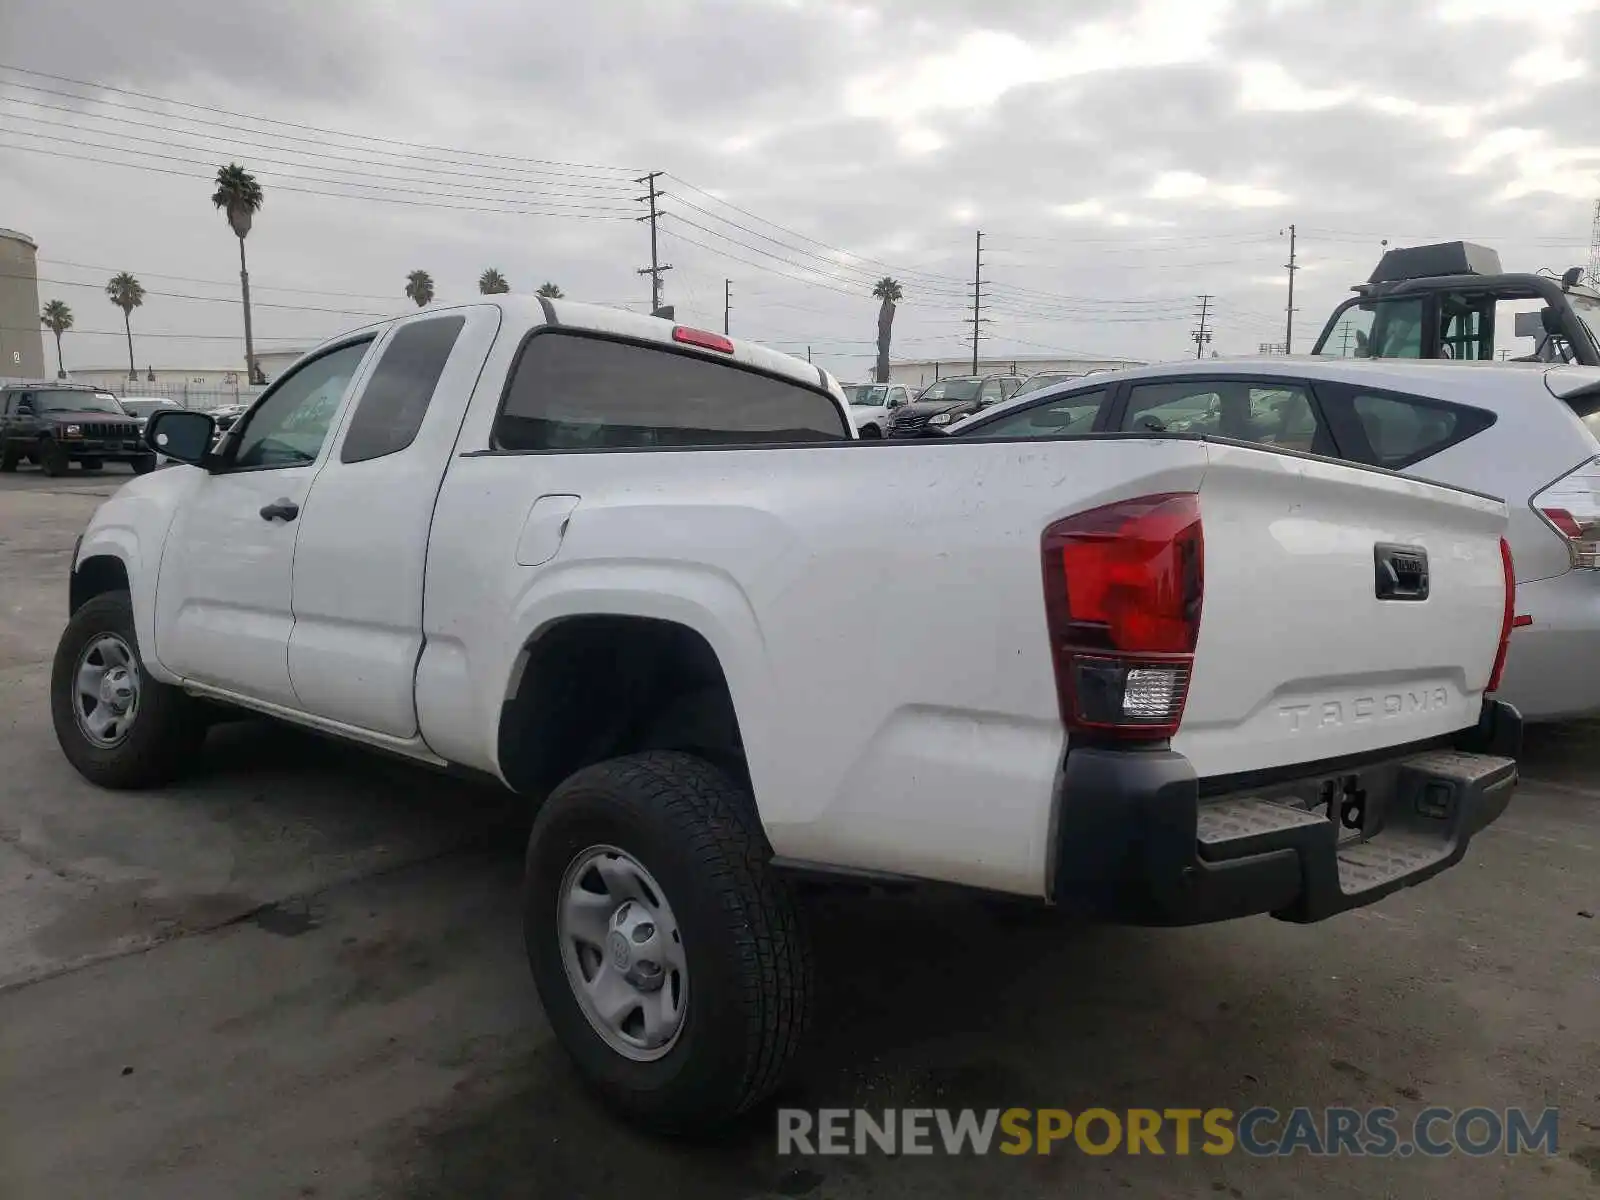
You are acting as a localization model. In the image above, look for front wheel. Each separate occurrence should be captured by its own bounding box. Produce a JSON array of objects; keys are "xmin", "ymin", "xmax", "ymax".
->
[
  {"xmin": 39, "ymin": 440, "xmax": 69, "ymax": 477},
  {"xmin": 132, "ymin": 455, "xmax": 157, "ymax": 475},
  {"xmin": 524, "ymin": 751, "xmax": 812, "ymax": 1132},
  {"xmin": 50, "ymin": 590, "xmax": 205, "ymax": 788},
  {"xmin": 0, "ymin": 443, "xmax": 18, "ymax": 472},
  {"xmin": 859, "ymin": 424, "xmax": 883, "ymax": 439}
]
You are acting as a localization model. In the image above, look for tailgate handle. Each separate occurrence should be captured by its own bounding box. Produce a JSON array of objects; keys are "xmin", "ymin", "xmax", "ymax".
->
[{"xmin": 1375, "ymin": 543, "xmax": 1429, "ymax": 601}]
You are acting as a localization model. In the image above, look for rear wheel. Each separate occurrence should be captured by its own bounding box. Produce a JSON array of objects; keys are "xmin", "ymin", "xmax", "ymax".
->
[
  {"xmin": 50, "ymin": 591, "xmax": 205, "ymax": 788},
  {"xmin": 39, "ymin": 440, "xmax": 69, "ymax": 477},
  {"xmin": 524, "ymin": 751, "xmax": 811, "ymax": 1132}
]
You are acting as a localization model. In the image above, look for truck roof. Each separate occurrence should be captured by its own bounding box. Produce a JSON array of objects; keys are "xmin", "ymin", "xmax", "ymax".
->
[{"xmin": 319, "ymin": 297, "xmax": 838, "ymax": 398}]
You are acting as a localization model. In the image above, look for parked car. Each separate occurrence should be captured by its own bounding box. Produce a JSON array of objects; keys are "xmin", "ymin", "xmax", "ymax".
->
[
  {"xmin": 950, "ymin": 356, "xmax": 1600, "ymax": 721},
  {"xmin": 55, "ymin": 300, "xmax": 1518, "ymax": 1134},
  {"xmin": 888, "ymin": 374, "xmax": 1019, "ymax": 436},
  {"xmin": 118, "ymin": 397, "xmax": 182, "ymax": 429},
  {"xmin": 208, "ymin": 402, "xmax": 251, "ymax": 432},
  {"xmin": 840, "ymin": 381, "xmax": 913, "ymax": 437},
  {"xmin": 0, "ymin": 383, "xmax": 153, "ymax": 476},
  {"xmin": 1013, "ymin": 370, "xmax": 1085, "ymax": 398}
]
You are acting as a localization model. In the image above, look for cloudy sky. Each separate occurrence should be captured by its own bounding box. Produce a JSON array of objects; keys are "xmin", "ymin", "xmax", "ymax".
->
[{"xmin": 2, "ymin": 0, "xmax": 1597, "ymax": 380}]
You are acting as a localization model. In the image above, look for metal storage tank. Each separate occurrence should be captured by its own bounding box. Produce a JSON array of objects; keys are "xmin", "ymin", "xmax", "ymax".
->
[{"xmin": 0, "ymin": 228, "xmax": 45, "ymax": 380}]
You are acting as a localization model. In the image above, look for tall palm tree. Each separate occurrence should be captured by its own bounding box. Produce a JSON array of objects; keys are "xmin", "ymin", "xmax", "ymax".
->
[
  {"xmin": 478, "ymin": 268, "xmax": 509, "ymax": 295},
  {"xmin": 105, "ymin": 272, "xmax": 145, "ymax": 381},
  {"xmin": 40, "ymin": 300, "xmax": 73, "ymax": 379},
  {"xmin": 405, "ymin": 270, "xmax": 435, "ymax": 307},
  {"xmin": 536, "ymin": 282, "xmax": 564, "ymax": 299},
  {"xmin": 871, "ymin": 277, "xmax": 903, "ymax": 384},
  {"xmin": 211, "ymin": 163, "xmax": 266, "ymax": 384}
]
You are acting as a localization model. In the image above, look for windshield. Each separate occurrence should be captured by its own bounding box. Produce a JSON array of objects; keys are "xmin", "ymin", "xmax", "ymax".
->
[
  {"xmin": 1571, "ymin": 293, "xmax": 1600, "ymax": 354},
  {"xmin": 37, "ymin": 391, "xmax": 126, "ymax": 415},
  {"xmin": 845, "ymin": 384, "xmax": 889, "ymax": 406},
  {"xmin": 918, "ymin": 379, "xmax": 981, "ymax": 402}
]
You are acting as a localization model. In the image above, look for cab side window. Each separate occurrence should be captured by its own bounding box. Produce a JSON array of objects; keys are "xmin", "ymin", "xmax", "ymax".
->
[{"xmin": 230, "ymin": 339, "xmax": 374, "ymax": 470}]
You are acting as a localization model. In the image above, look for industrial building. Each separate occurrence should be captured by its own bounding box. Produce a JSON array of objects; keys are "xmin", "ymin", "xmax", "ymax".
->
[{"xmin": 0, "ymin": 228, "xmax": 45, "ymax": 380}]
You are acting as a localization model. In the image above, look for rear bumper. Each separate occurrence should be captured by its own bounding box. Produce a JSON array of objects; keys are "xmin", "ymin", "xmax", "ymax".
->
[
  {"xmin": 1051, "ymin": 700, "xmax": 1521, "ymax": 925},
  {"xmin": 1496, "ymin": 570, "xmax": 1600, "ymax": 722}
]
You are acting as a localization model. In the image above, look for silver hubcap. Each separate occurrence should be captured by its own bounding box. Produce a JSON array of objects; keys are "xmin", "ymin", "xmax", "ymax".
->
[
  {"xmin": 558, "ymin": 846, "xmax": 687, "ymax": 1061},
  {"xmin": 73, "ymin": 634, "xmax": 141, "ymax": 748}
]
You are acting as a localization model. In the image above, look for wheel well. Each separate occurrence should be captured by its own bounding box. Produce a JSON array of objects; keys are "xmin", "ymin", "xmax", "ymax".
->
[
  {"xmin": 498, "ymin": 615, "xmax": 746, "ymax": 801},
  {"xmin": 71, "ymin": 555, "xmax": 130, "ymax": 615}
]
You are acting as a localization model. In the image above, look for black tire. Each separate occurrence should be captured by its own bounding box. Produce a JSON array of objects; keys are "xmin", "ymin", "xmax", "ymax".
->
[
  {"xmin": 81, "ymin": 458, "xmax": 103, "ymax": 472},
  {"xmin": 132, "ymin": 455, "xmax": 157, "ymax": 475},
  {"xmin": 859, "ymin": 424, "xmax": 883, "ymax": 439},
  {"xmin": 39, "ymin": 439, "xmax": 69, "ymax": 477},
  {"xmin": 50, "ymin": 590, "xmax": 205, "ymax": 788},
  {"xmin": 0, "ymin": 443, "xmax": 17, "ymax": 472},
  {"xmin": 524, "ymin": 751, "xmax": 812, "ymax": 1133}
]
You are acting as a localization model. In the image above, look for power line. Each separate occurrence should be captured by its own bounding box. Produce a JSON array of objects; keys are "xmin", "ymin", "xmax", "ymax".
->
[
  {"xmin": 0, "ymin": 100, "xmax": 639, "ymax": 197},
  {"xmin": 0, "ymin": 140, "xmax": 638, "ymax": 221},
  {"xmin": 0, "ymin": 127, "xmax": 639, "ymax": 214},
  {"xmin": 0, "ymin": 63, "xmax": 641, "ymax": 176}
]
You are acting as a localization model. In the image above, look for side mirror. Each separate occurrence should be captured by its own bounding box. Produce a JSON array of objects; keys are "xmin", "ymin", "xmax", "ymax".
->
[
  {"xmin": 1542, "ymin": 307, "xmax": 1565, "ymax": 336},
  {"xmin": 146, "ymin": 409, "xmax": 216, "ymax": 465},
  {"xmin": 15, "ymin": 401, "xmax": 34, "ymax": 416}
]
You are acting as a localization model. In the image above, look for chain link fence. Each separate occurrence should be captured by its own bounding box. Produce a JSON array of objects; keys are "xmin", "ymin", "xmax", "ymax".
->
[{"xmin": 0, "ymin": 376, "xmax": 267, "ymax": 414}]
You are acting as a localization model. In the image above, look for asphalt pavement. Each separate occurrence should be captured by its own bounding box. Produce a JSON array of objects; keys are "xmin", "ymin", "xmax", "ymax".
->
[{"xmin": 1, "ymin": 466, "xmax": 1596, "ymax": 1199}]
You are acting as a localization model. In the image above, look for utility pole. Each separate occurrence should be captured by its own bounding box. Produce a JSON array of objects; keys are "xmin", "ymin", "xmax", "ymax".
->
[
  {"xmin": 969, "ymin": 229, "xmax": 987, "ymax": 375},
  {"xmin": 1192, "ymin": 294, "xmax": 1214, "ymax": 359},
  {"xmin": 1338, "ymin": 320, "xmax": 1354, "ymax": 357},
  {"xmin": 635, "ymin": 171, "xmax": 672, "ymax": 316},
  {"xmin": 1282, "ymin": 223, "xmax": 1299, "ymax": 353},
  {"xmin": 806, "ymin": 345, "xmax": 812, "ymax": 364},
  {"xmin": 724, "ymin": 279, "xmax": 732, "ymax": 335},
  {"xmin": 1587, "ymin": 198, "xmax": 1600, "ymax": 286}
]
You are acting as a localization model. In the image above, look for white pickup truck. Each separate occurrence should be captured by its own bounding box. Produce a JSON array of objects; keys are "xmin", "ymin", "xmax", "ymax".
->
[{"xmin": 53, "ymin": 299, "xmax": 1521, "ymax": 1132}]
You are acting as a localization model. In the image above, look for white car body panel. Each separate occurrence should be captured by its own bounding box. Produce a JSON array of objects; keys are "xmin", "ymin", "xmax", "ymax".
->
[{"xmin": 72, "ymin": 312, "xmax": 1510, "ymax": 896}]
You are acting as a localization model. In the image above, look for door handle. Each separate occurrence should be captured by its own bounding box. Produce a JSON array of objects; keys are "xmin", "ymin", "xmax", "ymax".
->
[{"xmin": 259, "ymin": 499, "xmax": 299, "ymax": 522}]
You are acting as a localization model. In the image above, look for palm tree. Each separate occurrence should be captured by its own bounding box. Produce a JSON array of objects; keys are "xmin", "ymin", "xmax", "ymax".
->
[
  {"xmin": 478, "ymin": 268, "xmax": 509, "ymax": 295},
  {"xmin": 211, "ymin": 164, "xmax": 266, "ymax": 384},
  {"xmin": 536, "ymin": 282, "xmax": 564, "ymax": 299},
  {"xmin": 105, "ymin": 272, "xmax": 145, "ymax": 381},
  {"xmin": 871, "ymin": 277, "xmax": 903, "ymax": 384},
  {"xmin": 405, "ymin": 270, "xmax": 435, "ymax": 307},
  {"xmin": 40, "ymin": 300, "xmax": 73, "ymax": 379}
]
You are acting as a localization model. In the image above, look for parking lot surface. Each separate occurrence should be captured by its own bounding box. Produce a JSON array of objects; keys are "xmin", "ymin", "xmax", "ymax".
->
[{"xmin": 1, "ymin": 467, "xmax": 1597, "ymax": 1199}]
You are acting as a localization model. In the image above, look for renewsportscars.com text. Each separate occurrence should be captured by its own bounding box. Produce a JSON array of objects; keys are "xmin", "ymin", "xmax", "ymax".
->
[{"xmin": 777, "ymin": 1106, "xmax": 1561, "ymax": 1158}]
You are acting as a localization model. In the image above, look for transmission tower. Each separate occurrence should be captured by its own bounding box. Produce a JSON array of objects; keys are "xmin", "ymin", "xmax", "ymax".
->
[
  {"xmin": 1588, "ymin": 198, "xmax": 1600, "ymax": 286},
  {"xmin": 1192, "ymin": 295, "xmax": 1214, "ymax": 359}
]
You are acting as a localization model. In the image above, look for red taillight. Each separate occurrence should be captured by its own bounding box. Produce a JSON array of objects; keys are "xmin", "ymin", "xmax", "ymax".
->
[
  {"xmin": 672, "ymin": 326, "xmax": 734, "ymax": 354},
  {"xmin": 1531, "ymin": 457, "xmax": 1600, "ymax": 568},
  {"xmin": 1041, "ymin": 493, "xmax": 1203, "ymax": 739},
  {"xmin": 1487, "ymin": 536, "xmax": 1516, "ymax": 693}
]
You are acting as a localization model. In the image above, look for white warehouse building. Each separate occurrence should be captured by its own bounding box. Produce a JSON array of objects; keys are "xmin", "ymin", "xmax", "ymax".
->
[{"xmin": 885, "ymin": 354, "xmax": 1145, "ymax": 390}]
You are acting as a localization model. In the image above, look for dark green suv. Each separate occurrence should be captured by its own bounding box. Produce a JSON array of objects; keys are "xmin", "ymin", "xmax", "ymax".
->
[{"xmin": 0, "ymin": 385, "xmax": 154, "ymax": 476}]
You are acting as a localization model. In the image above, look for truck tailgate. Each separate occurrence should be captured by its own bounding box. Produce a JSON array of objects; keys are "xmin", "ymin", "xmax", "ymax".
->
[{"xmin": 1174, "ymin": 441, "xmax": 1509, "ymax": 779}]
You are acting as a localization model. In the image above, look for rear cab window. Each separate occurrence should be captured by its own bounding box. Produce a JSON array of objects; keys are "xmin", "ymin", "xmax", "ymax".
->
[
  {"xmin": 493, "ymin": 331, "xmax": 849, "ymax": 451},
  {"xmin": 341, "ymin": 315, "xmax": 466, "ymax": 463}
]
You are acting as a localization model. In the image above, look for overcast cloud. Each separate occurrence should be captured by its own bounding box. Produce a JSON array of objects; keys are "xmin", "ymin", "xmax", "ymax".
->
[{"xmin": 1, "ymin": 0, "xmax": 1596, "ymax": 378}]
